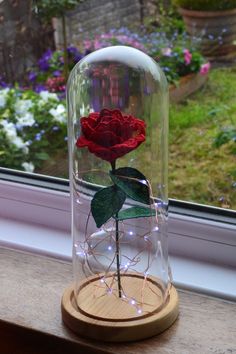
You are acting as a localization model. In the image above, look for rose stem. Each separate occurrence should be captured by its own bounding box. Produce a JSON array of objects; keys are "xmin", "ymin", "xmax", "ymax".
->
[{"xmin": 111, "ymin": 160, "xmax": 122, "ymax": 298}]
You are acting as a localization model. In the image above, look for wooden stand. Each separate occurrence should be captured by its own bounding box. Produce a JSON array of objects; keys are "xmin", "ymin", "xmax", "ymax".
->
[{"xmin": 61, "ymin": 273, "xmax": 179, "ymax": 342}]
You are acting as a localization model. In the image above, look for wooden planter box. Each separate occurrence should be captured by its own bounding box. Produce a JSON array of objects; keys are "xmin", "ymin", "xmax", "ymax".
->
[{"xmin": 170, "ymin": 72, "xmax": 208, "ymax": 103}]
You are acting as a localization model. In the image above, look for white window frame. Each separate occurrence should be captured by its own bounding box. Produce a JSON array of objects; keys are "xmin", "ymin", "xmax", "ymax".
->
[
  {"xmin": 0, "ymin": 176, "xmax": 236, "ymax": 300},
  {"xmin": 1, "ymin": 176, "xmax": 235, "ymax": 264}
]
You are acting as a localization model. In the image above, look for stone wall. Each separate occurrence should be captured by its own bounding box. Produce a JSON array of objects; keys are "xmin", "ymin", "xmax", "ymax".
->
[
  {"xmin": 54, "ymin": 0, "xmax": 142, "ymax": 48},
  {"xmin": 0, "ymin": 0, "xmax": 54, "ymax": 83}
]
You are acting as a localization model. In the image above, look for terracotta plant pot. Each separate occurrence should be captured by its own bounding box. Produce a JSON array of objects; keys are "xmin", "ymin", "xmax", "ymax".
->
[{"xmin": 179, "ymin": 7, "xmax": 236, "ymax": 62}]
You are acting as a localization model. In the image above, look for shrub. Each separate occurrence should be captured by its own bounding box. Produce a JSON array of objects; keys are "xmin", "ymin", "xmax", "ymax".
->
[
  {"xmin": 27, "ymin": 46, "xmax": 83, "ymax": 93},
  {"xmin": 0, "ymin": 87, "xmax": 67, "ymax": 172},
  {"xmin": 172, "ymin": 0, "xmax": 236, "ymax": 11}
]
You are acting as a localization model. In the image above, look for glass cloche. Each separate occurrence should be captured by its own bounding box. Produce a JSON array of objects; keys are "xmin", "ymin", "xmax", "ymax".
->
[{"xmin": 62, "ymin": 45, "xmax": 178, "ymax": 342}]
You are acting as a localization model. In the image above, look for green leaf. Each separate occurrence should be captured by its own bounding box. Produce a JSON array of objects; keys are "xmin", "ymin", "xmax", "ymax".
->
[
  {"xmin": 116, "ymin": 206, "xmax": 156, "ymax": 221},
  {"xmin": 110, "ymin": 167, "xmax": 150, "ymax": 205},
  {"xmin": 91, "ymin": 185, "xmax": 126, "ymax": 228},
  {"xmin": 35, "ymin": 152, "xmax": 50, "ymax": 160}
]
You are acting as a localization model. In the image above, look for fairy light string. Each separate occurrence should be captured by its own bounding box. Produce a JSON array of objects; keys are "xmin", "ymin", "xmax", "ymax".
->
[{"xmin": 73, "ymin": 168, "xmax": 170, "ymax": 314}]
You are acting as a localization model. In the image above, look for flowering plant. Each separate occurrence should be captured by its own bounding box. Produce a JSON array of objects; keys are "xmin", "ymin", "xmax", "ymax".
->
[
  {"xmin": 27, "ymin": 46, "xmax": 83, "ymax": 93},
  {"xmin": 83, "ymin": 28, "xmax": 210, "ymax": 85},
  {"xmin": 77, "ymin": 108, "xmax": 154, "ymax": 296},
  {"xmin": 83, "ymin": 28, "xmax": 146, "ymax": 53},
  {"xmin": 157, "ymin": 45, "xmax": 210, "ymax": 84},
  {"xmin": 0, "ymin": 87, "xmax": 67, "ymax": 172}
]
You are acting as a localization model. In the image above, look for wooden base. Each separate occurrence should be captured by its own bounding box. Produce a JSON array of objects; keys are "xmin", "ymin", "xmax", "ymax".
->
[{"xmin": 61, "ymin": 273, "xmax": 179, "ymax": 342}]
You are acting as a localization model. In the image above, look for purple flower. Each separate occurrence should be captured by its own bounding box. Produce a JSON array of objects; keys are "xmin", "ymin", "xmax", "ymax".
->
[
  {"xmin": 38, "ymin": 58, "xmax": 50, "ymax": 71},
  {"xmin": 38, "ymin": 49, "xmax": 52, "ymax": 72},
  {"xmin": 208, "ymin": 34, "xmax": 214, "ymax": 40},
  {"xmin": 0, "ymin": 76, "xmax": 9, "ymax": 88},
  {"xmin": 67, "ymin": 45, "xmax": 78, "ymax": 55},
  {"xmin": 34, "ymin": 84, "xmax": 46, "ymax": 93},
  {"xmin": 35, "ymin": 133, "xmax": 42, "ymax": 141},
  {"xmin": 28, "ymin": 71, "xmax": 37, "ymax": 82},
  {"xmin": 53, "ymin": 70, "xmax": 62, "ymax": 77},
  {"xmin": 67, "ymin": 45, "xmax": 83, "ymax": 62}
]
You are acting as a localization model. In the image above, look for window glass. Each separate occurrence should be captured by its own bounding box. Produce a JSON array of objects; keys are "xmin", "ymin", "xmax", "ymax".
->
[{"xmin": 0, "ymin": 1, "xmax": 235, "ymax": 211}]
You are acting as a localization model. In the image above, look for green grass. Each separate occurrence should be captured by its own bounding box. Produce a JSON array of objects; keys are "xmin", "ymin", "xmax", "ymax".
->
[
  {"xmin": 169, "ymin": 67, "xmax": 236, "ymax": 209},
  {"xmin": 38, "ymin": 67, "xmax": 236, "ymax": 210}
]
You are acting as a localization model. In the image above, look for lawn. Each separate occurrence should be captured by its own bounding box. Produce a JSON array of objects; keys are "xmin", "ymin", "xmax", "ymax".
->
[
  {"xmin": 169, "ymin": 67, "xmax": 236, "ymax": 209},
  {"xmin": 38, "ymin": 67, "xmax": 236, "ymax": 210}
]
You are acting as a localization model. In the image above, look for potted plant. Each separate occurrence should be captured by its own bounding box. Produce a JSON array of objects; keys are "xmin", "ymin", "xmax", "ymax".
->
[{"xmin": 172, "ymin": 0, "xmax": 236, "ymax": 61}]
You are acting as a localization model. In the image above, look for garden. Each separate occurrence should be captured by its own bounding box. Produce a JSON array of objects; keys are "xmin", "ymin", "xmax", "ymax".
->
[{"xmin": 0, "ymin": 0, "xmax": 235, "ymax": 209}]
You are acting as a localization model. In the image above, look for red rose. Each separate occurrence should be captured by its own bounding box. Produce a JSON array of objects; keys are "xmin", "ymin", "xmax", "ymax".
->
[{"xmin": 76, "ymin": 108, "xmax": 146, "ymax": 163}]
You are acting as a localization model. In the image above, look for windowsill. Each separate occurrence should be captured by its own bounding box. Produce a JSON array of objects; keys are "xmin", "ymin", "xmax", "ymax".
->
[
  {"xmin": 0, "ymin": 247, "xmax": 235, "ymax": 354},
  {"xmin": 0, "ymin": 178, "xmax": 236, "ymax": 352},
  {"xmin": 1, "ymin": 216, "xmax": 236, "ymax": 301}
]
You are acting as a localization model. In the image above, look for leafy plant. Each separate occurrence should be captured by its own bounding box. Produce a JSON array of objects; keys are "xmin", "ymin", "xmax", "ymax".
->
[
  {"xmin": 83, "ymin": 28, "xmax": 210, "ymax": 85},
  {"xmin": 33, "ymin": 0, "xmax": 84, "ymax": 80},
  {"xmin": 214, "ymin": 127, "xmax": 236, "ymax": 153},
  {"xmin": 172, "ymin": 0, "xmax": 236, "ymax": 11},
  {"xmin": 144, "ymin": 0, "xmax": 185, "ymax": 35},
  {"xmin": 28, "ymin": 46, "xmax": 83, "ymax": 93},
  {"xmin": 0, "ymin": 87, "xmax": 67, "ymax": 172}
]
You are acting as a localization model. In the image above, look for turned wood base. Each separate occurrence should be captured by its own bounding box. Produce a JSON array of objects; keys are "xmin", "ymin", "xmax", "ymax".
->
[{"xmin": 61, "ymin": 273, "xmax": 179, "ymax": 342}]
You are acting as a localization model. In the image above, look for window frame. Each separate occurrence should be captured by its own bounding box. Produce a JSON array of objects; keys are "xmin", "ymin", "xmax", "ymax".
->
[{"xmin": 0, "ymin": 168, "xmax": 235, "ymax": 269}]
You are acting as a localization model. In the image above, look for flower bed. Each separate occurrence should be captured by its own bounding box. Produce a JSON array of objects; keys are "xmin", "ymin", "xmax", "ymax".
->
[{"xmin": 0, "ymin": 28, "xmax": 211, "ymax": 174}]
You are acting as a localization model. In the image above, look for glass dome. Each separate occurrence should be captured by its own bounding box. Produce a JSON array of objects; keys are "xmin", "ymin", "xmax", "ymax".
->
[{"xmin": 65, "ymin": 46, "xmax": 178, "ymax": 341}]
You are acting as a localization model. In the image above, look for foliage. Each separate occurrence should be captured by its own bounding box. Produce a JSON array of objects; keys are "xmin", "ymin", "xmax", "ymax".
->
[
  {"xmin": 83, "ymin": 28, "xmax": 209, "ymax": 85},
  {"xmin": 0, "ymin": 88, "xmax": 67, "ymax": 172},
  {"xmin": 214, "ymin": 127, "xmax": 236, "ymax": 153},
  {"xmin": 33, "ymin": 0, "xmax": 84, "ymax": 80},
  {"xmin": 172, "ymin": 0, "xmax": 236, "ymax": 11},
  {"xmin": 27, "ymin": 46, "xmax": 83, "ymax": 93},
  {"xmin": 33, "ymin": 0, "xmax": 82, "ymax": 21},
  {"xmin": 144, "ymin": 0, "xmax": 185, "ymax": 36}
]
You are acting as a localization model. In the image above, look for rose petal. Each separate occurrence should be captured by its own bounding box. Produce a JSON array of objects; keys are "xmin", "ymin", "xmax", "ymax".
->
[
  {"xmin": 90, "ymin": 130, "xmax": 122, "ymax": 147},
  {"xmin": 81, "ymin": 120, "xmax": 96, "ymax": 138},
  {"xmin": 96, "ymin": 118, "xmax": 123, "ymax": 136},
  {"xmin": 76, "ymin": 136, "xmax": 91, "ymax": 147}
]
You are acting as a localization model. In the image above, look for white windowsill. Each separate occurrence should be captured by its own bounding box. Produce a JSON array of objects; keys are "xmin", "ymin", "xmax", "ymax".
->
[{"xmin": 1, "ymin": 216, "xmax": 235, "ymax": 301}]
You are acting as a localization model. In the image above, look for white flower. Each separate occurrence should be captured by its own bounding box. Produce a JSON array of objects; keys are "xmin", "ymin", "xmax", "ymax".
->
[
  {"xmin": 0, "ymin": 88, "xmax": 10, "ymax": 108},
  {"xmin": 39, "ymin": 90, "xmax": 59, "ymax": 102},
  {"xmin": 161, "ymin": 47, "xmax": 172, "ymax": 56},
  {"xmin": 22, "ymin": 162, "xmax": 35, "ymax": 173},
  {"xmin": 13, "ymin": 136, "xmax": 29, "ymax": 153},
  {"xmin": 0, "ymin": 95, "xmax": 6, "ymax": 108},
  {"xmin": 49, "ymin": 104, "xmax": 66, "ymax": 123},
  {"xmin": 1, "ymin": 120, "xmax": 17, "ymax": 139},
  {"xmin": 14, "ymin": 99, "xmax": 33, "ymax": 115},
  {"xmin": 1, "ymin": 119, "xmax": 29, "ymax": 153},
  {"xmin": 17, "ymin": 112, "xmax": 35, "ymax": 127}
]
